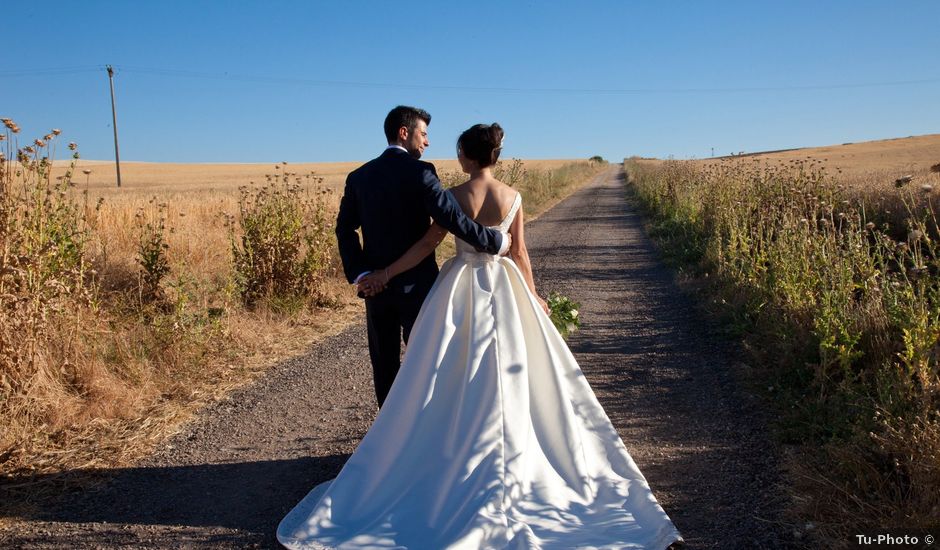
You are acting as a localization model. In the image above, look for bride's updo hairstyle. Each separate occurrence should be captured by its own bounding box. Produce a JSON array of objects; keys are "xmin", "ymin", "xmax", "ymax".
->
[{"xmin": 458, "ymin": 123, "xmax": 504, "ymax": 168}]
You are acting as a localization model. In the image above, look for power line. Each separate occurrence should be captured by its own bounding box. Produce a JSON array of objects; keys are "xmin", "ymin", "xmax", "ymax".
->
[
  {"xmin": 112, "ymin": 65, "xmax": 940, "ymax": 94},
  {"xmin": 0, "ymin": 65, "xmax": 105, "ymax": 77},
  {"xmin": 3, "ymin": 64, "xmax": 940, "ymax": 95}
]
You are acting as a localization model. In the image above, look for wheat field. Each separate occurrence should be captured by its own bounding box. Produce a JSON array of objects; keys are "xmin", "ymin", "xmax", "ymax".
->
[{"xmin": 709, "ymin": 133, "xmax": 940, "ymax": 175}]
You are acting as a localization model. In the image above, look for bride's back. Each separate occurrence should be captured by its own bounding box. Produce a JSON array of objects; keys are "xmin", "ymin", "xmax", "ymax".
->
[{"xmin": 451, "ymin": 177, "xmax": 518, "ymax": 228}]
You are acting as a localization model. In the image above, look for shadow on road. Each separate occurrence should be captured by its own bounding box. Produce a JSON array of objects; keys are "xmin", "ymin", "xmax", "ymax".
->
[{"xmin": 1, "ymin": 453, "xmax": 349, "ymax": 534}]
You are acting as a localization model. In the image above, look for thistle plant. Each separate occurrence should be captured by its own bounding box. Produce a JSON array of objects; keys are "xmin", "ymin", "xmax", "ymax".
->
[
  {"xmin": 493, "ymin": 158, "xmax": 527, "ymax": 187},
  {"xmin": 135, "ymin": 197, "xmax": 171, "ymax": 302},
  {"xmin": 229, "ymin": 166, "xmax": 333, "ymax": 308},
  {"xmin": 0, "ymin": 118, "xmax": 94, "ymax": 419}
]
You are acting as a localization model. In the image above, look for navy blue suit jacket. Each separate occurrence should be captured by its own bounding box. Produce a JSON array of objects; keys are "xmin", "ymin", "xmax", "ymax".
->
[{"xmin": 336, "ymin": 147, "xmax": 503, "ymax": 287}]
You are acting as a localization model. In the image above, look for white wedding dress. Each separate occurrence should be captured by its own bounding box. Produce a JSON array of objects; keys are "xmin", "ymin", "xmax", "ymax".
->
[{"xmin": 277, "ymin": 193, "xmax": 682, "ymax": 549}]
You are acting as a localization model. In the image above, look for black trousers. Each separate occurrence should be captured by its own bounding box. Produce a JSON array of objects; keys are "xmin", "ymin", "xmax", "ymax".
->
[{"xmin": 364, "ymin": 282, "xmax": 430, "ymax": 408}]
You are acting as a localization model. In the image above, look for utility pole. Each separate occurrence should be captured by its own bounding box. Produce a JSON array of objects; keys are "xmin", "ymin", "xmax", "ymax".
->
[{"xmin": 107, "ymin": 65, "xmax": 122, "ymax": 188}]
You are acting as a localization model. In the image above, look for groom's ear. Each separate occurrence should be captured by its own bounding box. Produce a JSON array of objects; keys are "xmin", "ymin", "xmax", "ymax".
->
[{"xmin": 397, "ymin": 126, "xmax": 409, "ymax": 142}]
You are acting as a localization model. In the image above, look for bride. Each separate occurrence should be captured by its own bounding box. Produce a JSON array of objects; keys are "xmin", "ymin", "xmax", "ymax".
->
[{"xmin": 277, "ymin": 123, "xmax": 683, "ymax": 549}]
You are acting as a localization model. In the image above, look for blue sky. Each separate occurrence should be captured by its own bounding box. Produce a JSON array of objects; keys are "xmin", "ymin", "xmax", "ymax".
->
[{"xmin": 3, "ymin": 1, "xmax": 939, "ymax": 163}]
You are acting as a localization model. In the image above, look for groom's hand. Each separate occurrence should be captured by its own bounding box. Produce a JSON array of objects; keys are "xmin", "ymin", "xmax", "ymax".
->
[{"xmin": 357, "ymin": 272, "xmax": 388, "ymax": 298}]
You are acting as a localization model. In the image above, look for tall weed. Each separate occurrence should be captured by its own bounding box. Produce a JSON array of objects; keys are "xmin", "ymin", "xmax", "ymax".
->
[{"xmin": 230, "ymin": 166, "xmax": 334, "ymax": 309}]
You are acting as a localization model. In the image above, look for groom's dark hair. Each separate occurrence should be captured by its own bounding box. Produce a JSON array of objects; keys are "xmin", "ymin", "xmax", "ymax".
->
[{"xmin": 384, "ymin": 106, "xmax": 431, "ymax": 143}]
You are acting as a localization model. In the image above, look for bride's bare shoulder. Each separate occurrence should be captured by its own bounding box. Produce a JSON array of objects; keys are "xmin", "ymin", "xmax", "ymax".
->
[
  {"xmin": 489, "ymin": 178, "xmax": 519, "ymax": 204},
  {"xmin": 447, "ymin": 180, "xmax": 471, "ymax": 196}
]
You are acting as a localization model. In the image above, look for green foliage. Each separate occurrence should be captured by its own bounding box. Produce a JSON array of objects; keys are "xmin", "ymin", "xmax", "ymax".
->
[
  {"xmin": 548, "ymin": 291, "xmax": 581, "ymax": 339},
  {"xmin": 230, "ymin": 166, "xmax": 334, "ymax": 307},
  {"xmin": 135, "ymin": 198, "xmax": 171, "ymax": 302}
]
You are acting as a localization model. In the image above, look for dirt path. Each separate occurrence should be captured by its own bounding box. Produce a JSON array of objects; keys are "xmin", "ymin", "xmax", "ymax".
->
[{"xmin": 0, "ymin": 167, "xmax": 796, "ymax": 549}]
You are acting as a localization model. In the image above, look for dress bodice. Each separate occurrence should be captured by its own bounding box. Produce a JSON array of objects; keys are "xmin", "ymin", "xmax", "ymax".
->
[{"xmin": 455, "ymin": 192, "xmax": 522, "ymax": 260}]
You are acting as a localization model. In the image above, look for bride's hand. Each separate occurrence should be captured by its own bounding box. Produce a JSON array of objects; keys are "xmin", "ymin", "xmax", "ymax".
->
[{"xmin": 537, "ymin": 296, "xmax": 550, "ymax": 315}]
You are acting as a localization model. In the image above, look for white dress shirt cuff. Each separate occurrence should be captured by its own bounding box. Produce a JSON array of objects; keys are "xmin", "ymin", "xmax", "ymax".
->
[
  {"xmin": 354, "ymin": 271, "xmax": 371, "ymax": 284},
  {"xmin": 497, "ymin": 232, "xmax": 511, "ymax": 256}
]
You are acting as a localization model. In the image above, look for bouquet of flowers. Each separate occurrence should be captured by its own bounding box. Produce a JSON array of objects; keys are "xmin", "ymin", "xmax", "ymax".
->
[{"xmin": 547, "ymin": 291, "xmax": 581, "ymax": 339}]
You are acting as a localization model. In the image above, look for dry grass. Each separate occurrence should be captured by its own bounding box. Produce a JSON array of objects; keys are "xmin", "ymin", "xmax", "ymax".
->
[
  {"xmin": 625, "ymin": 132, "xmax": 940, "ymax": 543},
  {"xmin": 1, "ymin": 139, "xmax": 600, "ymax": 518}
]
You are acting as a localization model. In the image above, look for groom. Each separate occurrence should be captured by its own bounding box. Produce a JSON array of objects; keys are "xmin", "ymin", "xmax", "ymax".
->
[{"xmin": 336, "ymin": 105, "xmax": 509, "ymax": 408}]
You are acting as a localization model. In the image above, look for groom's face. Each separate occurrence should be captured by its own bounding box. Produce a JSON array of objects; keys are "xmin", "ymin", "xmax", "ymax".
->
[{"xmin": 403, "ymin": 120, "xmax": 429, "ymax": 159}]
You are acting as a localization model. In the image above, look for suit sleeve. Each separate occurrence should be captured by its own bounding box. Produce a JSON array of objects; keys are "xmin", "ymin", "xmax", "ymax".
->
[
  {"xmin": 335, "ymin": 178, "xmax": 367, "ymax": 283},
  {"xmin": 419, "ymin": 164, "xmax": 503, "ymax": 254}
]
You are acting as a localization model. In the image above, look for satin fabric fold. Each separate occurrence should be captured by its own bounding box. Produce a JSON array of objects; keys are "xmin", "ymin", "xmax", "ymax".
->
[{"xmin": 278, "ymin": 196, "xmax": 682, "ymax": 548}]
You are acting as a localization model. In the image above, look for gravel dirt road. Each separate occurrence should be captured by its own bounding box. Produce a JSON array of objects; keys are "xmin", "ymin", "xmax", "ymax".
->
[{"xmin": 0, "ymin": 167, "xmax": 797, "ymax": 549}]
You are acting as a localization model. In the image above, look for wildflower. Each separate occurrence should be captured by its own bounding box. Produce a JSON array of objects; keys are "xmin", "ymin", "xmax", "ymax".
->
[
  {"xmin": 908, "ymin": 230, "xmax": 923, "ymax": 241},
  {"xmin": 68, "ymin": 142, "xmax": 77, "ymax": 150},
  {"xmin": 865, "ymin": 222, "xmax": 876, "ymax": 230},
  {"xmin": 51, "ymin": 128, "xmax": 61, "ymax": 135},
  {"xmin": 34, "ymin": 139, "xmax": 45, "ymax": 148},
  {"xmin": 571, "ymin": 309, "xmax": 579, "ymax": 318},
  {"xmin": 921, "ymin": 184, "xmax": 933, "ymax": 193},
  {"xmin": 83, "ymin": 169, "xmax": 92, "ymax": 175}
]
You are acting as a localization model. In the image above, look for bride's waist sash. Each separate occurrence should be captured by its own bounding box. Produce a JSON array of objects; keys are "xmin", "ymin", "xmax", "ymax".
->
[{"xmin": 455, "ymin": 250, "xmax": 500, "ymax": 264}]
